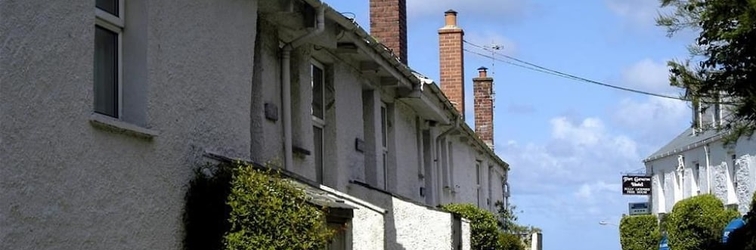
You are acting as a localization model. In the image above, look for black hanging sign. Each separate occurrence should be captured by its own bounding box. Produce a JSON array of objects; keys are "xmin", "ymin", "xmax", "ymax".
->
[{"xmin": 622, "ymin": 175, "xmax": 652, "ymax": 195}]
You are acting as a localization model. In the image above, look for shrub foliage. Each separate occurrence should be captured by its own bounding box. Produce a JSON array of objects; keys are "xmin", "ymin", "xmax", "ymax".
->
[
  {"xmin": 498, "ymin": 232, "xmax": 525, "ymax": 250},
  {"xmin": 619, "ymin": 215, "xmax": 660, "ymax": 250},
  {"xmin": 442, "ymin": 203, "xmax": 526, "ymax": 250},
  {"xmin": 441, "ymin": 203, "xmax": 501, "ymax": 249},
  {"xmin": 667, "ymin": 194, "xmax": 738, "ymax": 250},
  {"xmin": 223, "ymin": 162, "xmax": 335, "ymax": 250},
  {"xmin": 183, "ymin": 161, "xmax": 335, "ymax": 250}
]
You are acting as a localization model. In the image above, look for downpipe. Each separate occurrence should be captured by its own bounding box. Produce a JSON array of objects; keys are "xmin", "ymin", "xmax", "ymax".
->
[
  {"xmin": 435, "ymin": 117, "xmax": 460, "ymax": 190},
  {"xmin": 281, "ymin": 5, "xmax": 325, "ymax": 170}
]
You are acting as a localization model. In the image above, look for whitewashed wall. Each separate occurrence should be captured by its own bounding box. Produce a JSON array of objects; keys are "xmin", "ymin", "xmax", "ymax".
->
[
  {"xmin": 647, "ymin": 134, "xmax": 756, "ymax": 214},
  {"xmin": 349, "ymin": 183, "xmax": 468, "ymax": 250},
  {"xmin": 1, "ymin": 0, "xmax": 259, "ymax": 249}
]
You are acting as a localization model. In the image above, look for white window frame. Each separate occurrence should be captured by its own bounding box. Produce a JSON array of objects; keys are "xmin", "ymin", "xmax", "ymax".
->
[
  {"xmin": 311, "ymin": 60, "xmax": 326, "ymax": 126},
  {"xmin": 311, "ymin": 60, "xmax": 326, "ymax": 184},
  {"xmin": 693, "ymin": 162, "xmax": 701, "ymax": 194},
  {"xmin": 487, "ymin": 165, "xmax": 493, "ymax": 209},
  {"xmin": 674, "ymin": 169, "xmax": 683, "ymax": 201},
  {"xmin": 95, "ymin": 0, "xmax": 124, "ymax": 118},
  {"xmin": 380, "ymin": 102, "xmax": 389, "ymax": 190},
  {"xmin": 476, "ymin": 161, "xmax": 482, "ymax": 207}
]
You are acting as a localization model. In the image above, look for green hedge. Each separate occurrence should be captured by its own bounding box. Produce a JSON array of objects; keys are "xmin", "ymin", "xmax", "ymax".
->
[
  {"xmin": 498, "ymin": 232, "xmax": 525, "ymax": 250},
  {"xmin": 224, "ymin": 162, "xmax": 335, "ymax": 250},
  {"xmin": 619, "ymin": 215, "xmax": 660, "ymax": 250},
  {"xmin": 183, "ymin": 161, "xmax": 335, "ymax": 250},
  {"xmin": 440, "ymin": 203, "xmax": 526, "ymax": 250},
  {"xmin": 441, "ymin": 203, "xmax": 500, "ymax": 249},
  {"xmin": 667, "ymin": 194, "xmax": 739, "ymax": 250}
]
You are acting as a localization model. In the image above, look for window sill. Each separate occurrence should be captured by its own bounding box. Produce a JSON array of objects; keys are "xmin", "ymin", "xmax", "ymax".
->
[{"xmin": 89, "ymin": 113, "xmax": 158, "ymax": 140}]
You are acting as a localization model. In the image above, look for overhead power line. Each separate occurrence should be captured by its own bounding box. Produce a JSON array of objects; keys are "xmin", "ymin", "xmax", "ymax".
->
[{"xmin": 463, "ymin": 40, "xmax": 689, "ymax": 101}]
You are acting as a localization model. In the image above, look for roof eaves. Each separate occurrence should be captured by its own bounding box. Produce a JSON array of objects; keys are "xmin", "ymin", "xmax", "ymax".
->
[
  {"xmin": 459, "ymin": 120, "xmax": 509, "ymax": 170},
  {"xmin": 643, "ymin": 129, "xmax": 729, "ymax": 163},
  {"xmin": 303, "ymin": 0, "xmax": 508, "ymax": 171},
  {"xmin": 310, "ymin": 2, "xmax": 418, "ymax": 89},
  {"xmin": 410, "ymin": 72, "xmax": 508, "ymax": 170}
]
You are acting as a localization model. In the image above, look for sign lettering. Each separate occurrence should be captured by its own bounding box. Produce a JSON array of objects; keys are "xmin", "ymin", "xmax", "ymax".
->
[{"xmin": 622, "ymin": 175, "xmax": 652, "ymax": 195}]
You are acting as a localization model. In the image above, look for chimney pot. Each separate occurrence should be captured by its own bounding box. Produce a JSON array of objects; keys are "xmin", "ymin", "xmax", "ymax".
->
[
  {"xmin": 444, "ymin": 9, "xmax": 458, "ymax": 26},
  {"xmin": 477, "ymin": 66, "xmax": 488, "ymax": 78}
]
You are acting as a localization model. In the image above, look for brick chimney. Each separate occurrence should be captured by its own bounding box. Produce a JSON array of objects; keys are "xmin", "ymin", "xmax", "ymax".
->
[
  {"xmin": 474, "ymin": 66, "xmax": 494, "ymax": 149},
  {"xmin": 370, "ymin": 0, "xmax": 408, "ymax": 64},
  {"xmin": 438, "ymin": 10, "xmax": 465, "ymax": 119}
]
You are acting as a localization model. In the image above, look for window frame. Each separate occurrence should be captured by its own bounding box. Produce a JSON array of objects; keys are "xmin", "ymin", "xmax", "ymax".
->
[
  {"xmin": 95, "ymin": 0, "xmax": 124, "ymax": 118},
  {"xmin": 95, "ymin": 0, "xmax": 125, "ymax": 27},
  {"xmin": 380, "ymin": 102, "xmax": 389, "ymax": 190},
  {"xmin": 313, "ymin": 125, "xmax": 324, "ymax": 184},
  {"xmin": 693, "ymin": 162, "xmax": 700, "ymax": 194},
  {"xmin": 476, "ymin": 161, "xmax": 482, "ymax": 207},
  {"xmin": 311, "ymin": 60, "xmax": 326, "ymax": 127},
  {"xmin": 310, "ymin": 60, "xmax": 326, "ymax": 184},
  {"xmin": 487, "ymin": 165, "xmax": 493, "ymax": 209}
]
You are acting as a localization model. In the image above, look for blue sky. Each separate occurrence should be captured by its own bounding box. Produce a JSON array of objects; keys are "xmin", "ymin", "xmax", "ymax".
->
[{"xmin": 329, "ymin": 0, "xmax": 694, "ymax": 249}]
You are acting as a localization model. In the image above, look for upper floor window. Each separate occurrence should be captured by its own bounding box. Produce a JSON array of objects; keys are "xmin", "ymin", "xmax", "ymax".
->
[
  {"xmin": 476, "ymin": 161, "xmax": 482, "ymax": 207},
  {"xmin": 487, "ymin": 165, "xmax": 493, "ymax": 209},
  {"xmin": 311, "ymin": 61, "xmax": 325, "ymax": 122},
  {"xmin": 95, "ymin": 0, "xmax": 124, "ymax": 118},
  {"xmin": 380, "ymin": 102, "xmax": 389, "ymax": 190},
  {"xmin": 693, "ymin": 162, "xmax": 701, "ymax": 194},
  {"xmin": 311, "ymin": 61, "xmax": 326, "ymax": 184}
]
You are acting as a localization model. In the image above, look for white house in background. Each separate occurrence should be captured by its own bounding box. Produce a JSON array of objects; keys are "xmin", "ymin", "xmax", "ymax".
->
[{"xmin": 645, "ymin": 98, "xmax": 756, "ymax": 216}]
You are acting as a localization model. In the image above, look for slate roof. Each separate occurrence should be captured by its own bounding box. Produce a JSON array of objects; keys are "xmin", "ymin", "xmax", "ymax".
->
[
  {"xmin": 288, "ymin": 180, "xmax": 356, "ymax": 210},
  {"xmin": 644, "ymin": 127, "xmax": 726, "ymax": 162}
]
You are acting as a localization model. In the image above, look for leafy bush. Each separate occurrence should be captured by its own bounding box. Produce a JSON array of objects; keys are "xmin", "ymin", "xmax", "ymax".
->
[
  {"xmin": 183, "ymin": 161, "xmax": 335, "ymax": 250},
  {"xmin": 667, "ymin": 194, "xmax": 739, "ymax": 250},
  {"xmin": 495, "ymin": 200, "xmax": 521, "ymax": 233},
  {"xmin": 494, "ymin": 200, "xmax": 540, "ymax": 248},
  {"xmin": 224, "ymin": 162, "xmax": 335, "ymax": 250},
  {"xmin": 441, "ymin": 203, "xmax": 500, "ymax": 249},
  {"xmin": 619, "ymin": 215, "xmax": 660, "ymax": 250},
  {"xmin": 498, "ymin": 232, "xmax": 525, "ymax": 250}
]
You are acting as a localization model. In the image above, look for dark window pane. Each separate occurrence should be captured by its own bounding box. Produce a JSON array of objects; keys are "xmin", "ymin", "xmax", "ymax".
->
[
  {"xmin": 94, "ymin": 26, "xmax": 118, "ymax": 117},
  {"xmin": 381, "ymin": 106, "xmax": 387, "ymax": 147},
  {"xmin": 314, "ymin": 126, "xmax": 323, "ymax": 184},
  {"xmin": 96, "ymin": 0, "xmax": 119, "ymax": 17},
  {"xmin": 311, "ymin": 65, "xmax": 324, "ymax": 119},
  {"xmin": 382, "ymin": 153, "xmax": 388, "ymax": 189}
]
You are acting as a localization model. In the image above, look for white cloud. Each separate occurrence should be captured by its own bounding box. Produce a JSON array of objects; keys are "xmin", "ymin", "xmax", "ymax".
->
[
  {"xmin": 575, "ymin": 181, "xmax": 620, "ymax": 201},
  {"xmin": 501, "ymin": 116, "xmax": 641, "ymax": 193},
  {"xmin": 551, "ymin": 117, "xmax": 604, "ymax": 147},
  {"xmin": 606, "ymin": 0, "xmax": 665, "ymax": 28},
  {"xmin": 407, "ymin": 0, "xmax": 535, "ymax": 21},
  {"xmin": 613, "ymin": 96, "xmax": 689, "ymax": 144},
  {"xmin": 464, "ymin": 31, "xmax": 518, "ymax": 56},
  {"xmin": 498, "ymin": 115, "xmax": 656, "ymax": 223},
  {"xmin": 620, "ymin": 58, "xmax": 678, "ymax": 93},
  {"xmin": 609, "ymin": 58, "xmax": 691, "ymax": 144}
]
